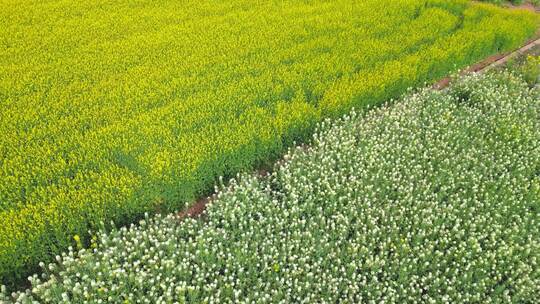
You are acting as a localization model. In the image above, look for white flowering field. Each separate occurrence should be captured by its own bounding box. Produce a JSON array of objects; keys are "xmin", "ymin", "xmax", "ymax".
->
[{"xmin": 2, "ymin": 71, "xmax": 539, "ymax": 303}]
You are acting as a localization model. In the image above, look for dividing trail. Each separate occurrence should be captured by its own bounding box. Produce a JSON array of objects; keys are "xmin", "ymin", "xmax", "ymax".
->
[
  {"xmin": 482, "ymin": 37, "xmax": 540, "ymax": 71},
  {"xmin": 433, "ymin": 36, "xmax": 540, "ymax": 89}
]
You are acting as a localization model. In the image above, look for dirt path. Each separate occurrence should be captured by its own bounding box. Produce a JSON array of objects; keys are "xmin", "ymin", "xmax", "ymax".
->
[
  {"xmin": 482, "ymin": 37, "xmax": 540, "ymax": 72},
  {"xmin": 433, "ymin": 36, "xmax": 540, "ymax": 89},
  {"xmin": 472, "ymin": 0, "xmax": 540, "ymax": 13},
  {"xmin": 505, "ymin": 2, "xmax": 539, "ymax": 13}
]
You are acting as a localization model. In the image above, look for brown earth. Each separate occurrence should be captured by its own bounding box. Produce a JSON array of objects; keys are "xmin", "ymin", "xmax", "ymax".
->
[
  {"xmin": 433, "ymin": 36, "xmax": 540, "ymax": 89},
  {"xmin": 505, "ymin": 2, "xmax": 539, "ymax": 13}
]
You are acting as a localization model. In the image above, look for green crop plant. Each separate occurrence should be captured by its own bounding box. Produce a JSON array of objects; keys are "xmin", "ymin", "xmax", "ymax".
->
[
  {"xmin": 515, "ymin": 55, "xmax": 540, "ymax": 87},
  {"xmin": 0, "ymin": 0, "xmax": 538, "ymax": 285}
]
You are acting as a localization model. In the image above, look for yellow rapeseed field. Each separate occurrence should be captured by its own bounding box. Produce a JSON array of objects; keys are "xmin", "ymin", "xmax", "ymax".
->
[{"xmin": 0, "ymin": 0, "xmax": 537, "ymax": 284}]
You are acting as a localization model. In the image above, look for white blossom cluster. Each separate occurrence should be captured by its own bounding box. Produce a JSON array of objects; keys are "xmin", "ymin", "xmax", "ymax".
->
[{"xmin": 2, "ymin": 71, "xmax": 539, "ymax": 303}]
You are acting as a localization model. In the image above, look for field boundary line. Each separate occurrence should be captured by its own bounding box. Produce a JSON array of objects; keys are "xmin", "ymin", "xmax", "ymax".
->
[
  {"xmin": 482, "ymin": 37, "xmax": 540, "ymax": 72},
  {"xmin": 433, "ymin": 36, "xmax": 540, "ymax": 89}
]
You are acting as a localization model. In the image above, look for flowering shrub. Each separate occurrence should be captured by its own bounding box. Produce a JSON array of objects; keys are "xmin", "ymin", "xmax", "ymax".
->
[
  {"xmin": 2, "ymin": 71, "xmax": 539, "ymax": 303},
  {"xmin": 1, "ymin": 0, "xmax": 539, "ymax": 286}
]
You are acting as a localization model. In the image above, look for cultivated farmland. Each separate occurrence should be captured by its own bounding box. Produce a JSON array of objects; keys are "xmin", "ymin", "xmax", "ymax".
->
[
  {"xmin": 4, "ymin": 71, "xmax": 539, "ymax": 303},
  {"xmin": 0, "ymin": 0, "xmax": 538, "ymax": 285}
]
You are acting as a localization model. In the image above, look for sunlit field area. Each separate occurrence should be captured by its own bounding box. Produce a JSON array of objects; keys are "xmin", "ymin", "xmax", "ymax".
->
[
  {"xmin": 3, "ymin": 71, "xmax": 539, "ymax": 303},
  {"xmin": 0, "ymin": 0, "xmax": 538, "ymax": 289}
]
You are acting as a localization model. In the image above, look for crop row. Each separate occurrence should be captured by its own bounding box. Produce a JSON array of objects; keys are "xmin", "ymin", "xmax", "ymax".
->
[
  {"xmin": 0, "ymin": 0, "xmax": 538, "ymax": 284},
  {"xmin": 2, "ymin": 70, "xmax": 539, "ymax": 303}
]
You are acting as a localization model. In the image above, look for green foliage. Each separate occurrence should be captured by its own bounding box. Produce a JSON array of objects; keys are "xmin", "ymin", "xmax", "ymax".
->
[
  {"xmin": 0, "ymin": 0, "xmax": 538, "ymax": 285},
  {"xmin": 2, "ymin": 71, "xmax": 539, "ymax": 303},
  {"xmin": 515, "ymin": 55, "xmax": 540, "ymax": 87}
]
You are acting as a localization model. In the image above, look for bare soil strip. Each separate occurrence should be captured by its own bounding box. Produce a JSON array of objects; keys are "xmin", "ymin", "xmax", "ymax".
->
[
  {"xmin": 433, "ymin": 36, "xmax": 540, "ymax": 89},
  {"xmin": 506, "ymin": 2, "xmax": 539, "ymax": 13},
  {"xmin": 482, "ymin": 37, "xmax": 540, "ymax": 72}
]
